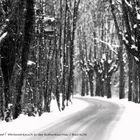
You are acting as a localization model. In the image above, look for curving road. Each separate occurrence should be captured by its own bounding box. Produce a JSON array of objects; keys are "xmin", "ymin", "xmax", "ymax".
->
[{"xmin": 26, "ymin": 97, "xmax": 124, "ymax": 140}]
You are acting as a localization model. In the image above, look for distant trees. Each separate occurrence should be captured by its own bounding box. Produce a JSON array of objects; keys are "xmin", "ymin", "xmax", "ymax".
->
[
  {"xmin": 74, "ymin": 0, "xmax": 140, "ymax": 103},
  {"xmin": 73, "ymin": 0, "xmax": 140, "ymax": 104},
  {"xmin": 75, "ymin": 0, "xmax": 120, "ymax": 98}
]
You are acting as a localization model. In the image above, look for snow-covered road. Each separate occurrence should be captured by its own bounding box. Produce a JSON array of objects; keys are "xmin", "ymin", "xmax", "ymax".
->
[
  {"xmin": 25, "ymin": 97, "xmax": 124, "ymax": 140},
  {"xmin": 3, "ymin": 96, "xmax": 140, "ymax": 140}
]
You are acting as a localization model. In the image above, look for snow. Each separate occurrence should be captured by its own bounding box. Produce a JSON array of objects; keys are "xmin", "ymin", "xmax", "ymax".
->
[
  {"xmin": 136, "ymin": 7, "xmax": 140, "ymax": 20},
  {"xmin": 131, "ymin": 44, "xmax": 138, "ymax": 51},
  {"xmin": 1, "ymin": 96, "xmax": 140, "ymax": 140},
  {"xmin": 124, "ymin": 0, "xmax": 132, "ymax": 8},
  {"xmin": 133, "ymin": 24, "xmax": 137, "ymax": 29},
  {"xmin": 122, "ymin": 35, "xmax": 129, "ymax": 44},
  {"xmin": 43, "ymin": 17, "xmax": 55, "ymax": 23},
  {"xmin": 102, "ymin": 54, "xmax": 106, "ymax": 60},
  {"xmin": 110, "ymin": 99, "xmax": 140, "ymax": 140},
  {"xmin": 131, "ymin": 36, "xmax": 135, "ymax": 42},
  {"xmin": 0, "ymin": 32, "xmax": 7, "ymax": 43},
  {"xmin": 91, "ymin": 96, "xmax": 140, "ymax": 140},
  {"xmin": 94, "ymin": 38, "xmax": 118, "ymax": 53},
  {"xmin": 27, "ymin": 60, "xmax": 36, "ymax": 66},
  {"xmin": 137, "ymin": 13, "xmax": 140, "ymax": 20},
  {"xmin": 109, "ymin": 65, "xmax": 116, "ymax": 73},
  {"xmin": 78, "ymin": 96, "xmax": 140, "ymax": 140},
  {"xmin": 134, "ymin": 56, "xmax": 139, "ymax": 62},
  {"xmin": 0, "ymin": 97, "xmax": 89, "ymax": 140},
  {"xmin": 108, "ymin": 59, "xmax": 112, "ymax": 64},
  {"xmin": 5, "ymin": 19, "xmax": 9, "ymax": 22},
  {"xmin": 101, "ymin": 58, "xmax": 104, "ymax": 63}
]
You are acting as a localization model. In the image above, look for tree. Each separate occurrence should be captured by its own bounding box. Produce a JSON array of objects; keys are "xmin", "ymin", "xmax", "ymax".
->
[
  {"xmin": 13, "ymin": 0, "xmax": 35, "ymax": 119},
  {"xmin": 0, "ymin": 0, "xmax": 25, "ymax": 121},
  {"xmin": 75, "ymin": 0, "xmax": 119, "ymax": 98}
]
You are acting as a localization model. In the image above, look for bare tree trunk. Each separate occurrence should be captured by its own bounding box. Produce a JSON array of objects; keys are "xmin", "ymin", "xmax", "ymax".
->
[
  {"xmin": 68, "ymin": 0, "xmax": 81, "ymax": 98},
  {"xmin": 85, "ymin": 77, "xmax": 89, "ymax": 95},
  {"xmin": 95, "ymin": 76, "xmax": 103, "ymax": 97},
  {"xmin": 106, "ymin": 75, "xmax": 111, "ymax": 98},
  {"xmin": 110, "ymin": 0, "xmax": 125, "ymax": 99},
  {"xmin": 0, "ymin": 63, "xmax": 4, "ymax": 119},
  {"xmin": 62, "ymin": 0, "xmax": 67, "ymax": 110},
  {"xmin": 88, "ymin": 70, "xmax": 94, "ymax": 96},
  {"xmin": 138, "ymin": 63, "xmax": 140, "ymax": 103},
  {"xmin": 81, "ymin": 72, "xmax": 85, "ymax": 96},
  {"xmin": 133, "ymin": 60, "xmax": 138, "ymax": 103},
  {"xmin": 119, "ymin": 47, "xmax": 125, "ymax": 99},
  {"xmin": 14, "ymin": 0, "xmax": 34, "ymax": 119},
  {"xmin": 128, "ymin": 53, "xmax": 133, "ymax": 101},
  {"xmin": 54, "ymin": 25, "xmax": 61, "ymax": 111}
]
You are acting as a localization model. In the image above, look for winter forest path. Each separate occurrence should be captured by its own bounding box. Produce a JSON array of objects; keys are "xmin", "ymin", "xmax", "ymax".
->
[{"xmin": 26, "ymin": 97, "xmax": 124, "ymax": 140}]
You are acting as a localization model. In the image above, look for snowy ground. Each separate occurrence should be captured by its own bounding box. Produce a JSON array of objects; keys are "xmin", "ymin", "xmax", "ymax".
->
[
  {"xmin": 0, "ymin": 95, "xmax": 140, "ymax": 140},
  {"xmin": 109, "ymin": 98, "xmax": 140, "ymax": 140},
  {"xmin": 0, "ymin": 97, "xmax": 89, "ymax": 140},
  {"xmin": 86, "ymin": 96, "xmax": 140, "ymax": 140}
]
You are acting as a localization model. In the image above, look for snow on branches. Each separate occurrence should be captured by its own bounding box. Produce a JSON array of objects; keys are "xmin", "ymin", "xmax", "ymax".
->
[
  {"xmin": 124, "ymin": 0, "xmax": 132, "ymax": 8},
  {"xmin": 0, "ymin": 32, "xmax": 7, "ymax": 43},
  {"xmin": 121, "ymin": 0, "xmax": 140, "ymax": 62},
  {"xmin": 27, "ymin": 60, "xmax": 36, "ymax": 66}
]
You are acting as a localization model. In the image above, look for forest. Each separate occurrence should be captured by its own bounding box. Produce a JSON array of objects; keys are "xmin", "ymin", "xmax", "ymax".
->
[{"xmin": 0, "ymin": 0, "xmax": 140, "ymax": 122}]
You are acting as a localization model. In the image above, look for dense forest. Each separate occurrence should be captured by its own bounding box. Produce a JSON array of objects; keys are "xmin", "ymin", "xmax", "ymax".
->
[{"xmin": 0, "ymin": 0, "xmax": 140, "ymax": 122}]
